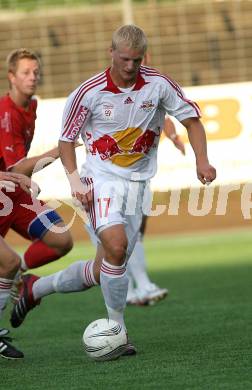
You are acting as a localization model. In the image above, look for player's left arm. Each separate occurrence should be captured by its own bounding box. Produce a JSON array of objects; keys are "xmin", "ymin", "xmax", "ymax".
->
[
  {"xmin": 163, "ymin": 117, "xmax": 185, "ymax": 155},
  {"xmin": 181, "ymin": 117, "xmax": 216, "ymax": 185}
]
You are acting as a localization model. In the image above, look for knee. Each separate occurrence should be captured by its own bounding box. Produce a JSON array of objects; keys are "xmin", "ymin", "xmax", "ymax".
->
[
  {"xmin": 106, "ymin": 241, "xmax": 127, "ymax": 265},
  {"xmin": 57, "ymin": 232, "xmax": 73, "ymax": 255},
  {"xmin": 0, "ymin": 253, "xmax": 20, "ymax": 278}
]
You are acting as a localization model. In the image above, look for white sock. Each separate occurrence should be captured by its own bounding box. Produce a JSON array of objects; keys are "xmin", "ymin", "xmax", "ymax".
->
[
  {"xmin": 126, "ymin": 271, "xmax": 135, "ymax": 297},
  {"xmin": 127, "ymin": 240, "xmax": 152, "ymax": 290},
  {"xmin": 0, "ymin": 278, "xmax": 13, "ymax": 321},
  {"xmin": 33, "ymin": 260, "xmax": 97, "ymax": 300},
  {"xmin": 100, "ymin": 259, "xmax": 128, "ymax": 330}
]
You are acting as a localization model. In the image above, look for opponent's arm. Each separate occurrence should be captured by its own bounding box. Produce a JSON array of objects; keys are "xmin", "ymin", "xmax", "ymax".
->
[
  {"xmin": 10, "ymin": 147, "xmax": 59, "ymax": 177},
  {"xmin": 181, "ymin": 117, "xmax": 216, "ymax": 185},
  {"xmin": 10, "ymin": 142, "xmax": 81, "ymax": 177}
]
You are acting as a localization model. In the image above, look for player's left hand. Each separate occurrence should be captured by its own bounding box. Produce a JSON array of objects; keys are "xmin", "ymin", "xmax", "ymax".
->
[{"xmin": 196, "ymin": 162, "xmax": 216, "ymax": 185}]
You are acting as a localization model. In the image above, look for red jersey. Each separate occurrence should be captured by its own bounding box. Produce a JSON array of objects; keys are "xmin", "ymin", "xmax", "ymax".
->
[{"xmin": 0, "ymin": 94, "xmax": 37, "ymax": 171}]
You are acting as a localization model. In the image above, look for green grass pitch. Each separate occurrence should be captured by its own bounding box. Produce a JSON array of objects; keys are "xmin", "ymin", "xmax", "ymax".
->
[{"xmin": 1, "ymin": 229, "xmax": 252, "ymax": 390}]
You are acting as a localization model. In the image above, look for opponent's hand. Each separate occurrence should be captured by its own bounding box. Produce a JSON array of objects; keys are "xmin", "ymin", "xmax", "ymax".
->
[
  {"xmin": 0, "ymin": 172, "xmax": 40, "ymax": 196},
  {"xmin": 0, "ymin": 180, "xmax": 16, "ymax": 192},
  {"xmin": 18, "ymin": 174, "xmax": 41, "ymax": 197}
]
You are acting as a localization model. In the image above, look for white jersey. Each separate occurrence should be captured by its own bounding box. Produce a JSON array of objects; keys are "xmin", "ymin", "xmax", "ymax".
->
[{"xmin": 60, "ymin": 65, "xmax": 200, "ymax": 181}]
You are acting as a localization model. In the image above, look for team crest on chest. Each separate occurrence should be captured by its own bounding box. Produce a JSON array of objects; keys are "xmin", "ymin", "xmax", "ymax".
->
[
  {"xmin": 140, "ymin": 99, "xmax": 155, "ymax": 112},
  {"xmin": 102, "ymin": 103, "xmax": 115, "ymax": 121}
]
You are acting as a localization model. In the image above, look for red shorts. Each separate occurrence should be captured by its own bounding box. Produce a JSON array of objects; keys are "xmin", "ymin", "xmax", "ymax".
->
[{"xmin": 0, "ymin": 186, "xmax": 62, "ymax": 240}]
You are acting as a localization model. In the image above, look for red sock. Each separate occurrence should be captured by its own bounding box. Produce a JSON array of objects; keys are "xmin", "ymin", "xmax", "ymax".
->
[{"xmin": 23, "ymin": 240, "xmax": 60, "ymax": 270}]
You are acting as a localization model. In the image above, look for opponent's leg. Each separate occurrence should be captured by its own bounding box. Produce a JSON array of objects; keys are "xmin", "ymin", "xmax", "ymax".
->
[
  {"xmin": 22, "ymin": 220, "xmax": 73, "ymax": 270},
  {"xmin": 10, "ymin": 258, "xmax": 99, "ymax": 328},
  {"xmin": 0, "ymin": 238, "xmax": 23, "ymax": 359}
]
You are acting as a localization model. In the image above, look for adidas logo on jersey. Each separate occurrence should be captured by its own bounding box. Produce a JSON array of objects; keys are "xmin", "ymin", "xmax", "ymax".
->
[{"xmin": 124, "ymin": 97, "xmax": 134, "ymax": 104}]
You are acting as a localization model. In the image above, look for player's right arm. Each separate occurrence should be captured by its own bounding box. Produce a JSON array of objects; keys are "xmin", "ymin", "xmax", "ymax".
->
[
  {"xmin": 59, "ymin": 89, "xmax": 92, "ymax": 211},
  {"xmin": 59, "ymin": 140, "xmax": 92, "ymax": 212}
]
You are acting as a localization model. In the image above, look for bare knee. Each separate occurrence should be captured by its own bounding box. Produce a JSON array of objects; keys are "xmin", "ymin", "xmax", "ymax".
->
[
  {"xmin": 105, "ymin": 241, "xmax": 127, "ymax": 265},
  {"xmin": 99, "ymin": 225, "xmax": 128, "ymax": 265},
  {"xmin": 0, "ymin": 252, "xmax": 20, "ymax": 278},
  {"xmin": 55, "ymin": 231, "xmax": 73, "ymax": 256},
  {"xmin": 43, "ymin": 228, "xmax": 73, "ymax": 257}
]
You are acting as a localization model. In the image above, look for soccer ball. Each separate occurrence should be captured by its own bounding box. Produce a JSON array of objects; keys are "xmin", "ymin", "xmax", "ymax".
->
[{"xmin": 83, "ymin": 318, "xmax": 127, "ymax": 361}]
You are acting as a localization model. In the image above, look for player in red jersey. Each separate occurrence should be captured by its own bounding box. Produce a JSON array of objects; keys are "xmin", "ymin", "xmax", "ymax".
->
[
  {"xmin": 0, "ymin": 171, "xmax": 39, "ymax": 359},
  {"xmin": 0, "ymin": 49, "xmax": 73, "ymax": 285}
]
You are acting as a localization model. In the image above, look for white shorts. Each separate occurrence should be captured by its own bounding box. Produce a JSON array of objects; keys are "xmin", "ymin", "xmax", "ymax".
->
[{"xmin": 81, "ymin": 172, "xmax": 148, "ymax": 259}]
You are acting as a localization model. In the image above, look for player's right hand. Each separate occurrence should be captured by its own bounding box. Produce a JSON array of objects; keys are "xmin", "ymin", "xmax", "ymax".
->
[
  {"xmin": 196, "ymin": 162, "xmax": 216, "ymax": 185},
  {"xmin": 69, "ymin": 172, "xmax": 92, "ymax": 212}
]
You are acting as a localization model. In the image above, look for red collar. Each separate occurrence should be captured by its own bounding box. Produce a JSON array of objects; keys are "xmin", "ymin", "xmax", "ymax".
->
[
  {"xmin": 6, "ymin": 94, "xmax": 37, "ymax": 113},
  {"xmin": 102, "ymin": 67, "xmax": 148, "ymax": 94}
]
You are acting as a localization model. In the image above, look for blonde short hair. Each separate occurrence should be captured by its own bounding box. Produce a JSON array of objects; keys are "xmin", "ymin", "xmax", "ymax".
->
[
  {"xmin": 112, "ymin": 25, "xmax": 147, "ymax": 53},
  {"xmin": 6, "ymin": 48, "xmax": 41, "ymax": 74}
]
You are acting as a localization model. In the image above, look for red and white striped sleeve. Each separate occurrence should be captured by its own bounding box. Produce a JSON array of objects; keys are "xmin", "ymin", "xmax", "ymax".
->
[
  {"xmin": 60, "ymin": 71, "xmax": 107, "ymax": 142},
  {"xmin": 60, "ymin": 88, "xmax": 91, "ymax": 142},
  {"xmin": 160, "ymin": 75, "xmax": 201, "ymax": 121}
]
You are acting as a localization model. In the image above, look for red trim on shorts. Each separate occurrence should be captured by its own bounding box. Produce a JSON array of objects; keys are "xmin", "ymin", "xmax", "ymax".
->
[{"xmin": 84, "ymin": 177, "xmax": 96, "ymax": 231}]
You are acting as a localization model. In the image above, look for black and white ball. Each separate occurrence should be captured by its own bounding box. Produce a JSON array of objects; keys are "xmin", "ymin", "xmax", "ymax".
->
[{"xmin": 83, "ymin": 318, "xmax": 127, "ymax": 361}]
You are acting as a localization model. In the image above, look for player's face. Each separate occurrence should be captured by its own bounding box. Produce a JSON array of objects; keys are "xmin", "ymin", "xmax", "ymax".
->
[
  {"xmin": 9, "ymin": 58, "xmax": 40, "ymax": 97},
  {"xmin": 110, "ymin": 45, "xmax": 144, "ymax": 87}
]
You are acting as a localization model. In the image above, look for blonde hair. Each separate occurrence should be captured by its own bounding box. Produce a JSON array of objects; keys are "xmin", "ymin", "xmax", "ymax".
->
[
  {"xmin": 112, "ymin": 25, "xmax": 147, "ymax": 53},
  {"xmin": 6, "ymin": 48, "xmax": 41, "ymax": 74}
]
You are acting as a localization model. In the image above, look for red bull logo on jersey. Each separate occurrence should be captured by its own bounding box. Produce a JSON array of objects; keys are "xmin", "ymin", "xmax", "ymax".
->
[
  {"xmin": 90, "ymin": 134, "xmax": 123, "ymax": 160},
  {"xmin": 89, "ymin": 127, "xmax": 159, "ymax": 167},
  {"xmin": 68, "ymin": 105, "xmax": 89, "ymax": 139},
  {"xmin": 140, "ymin": 99, "xmax": 155, "ymax": 112},
  {"xmin": 131, "ymin": 129, "xmax": 157, "ymax": 154}
]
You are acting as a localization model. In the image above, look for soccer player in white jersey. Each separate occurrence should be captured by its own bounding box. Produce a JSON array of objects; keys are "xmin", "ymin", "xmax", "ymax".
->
[{"xmin": 11, "ymin": 25, "xmax": 216, "ymax": 357}]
